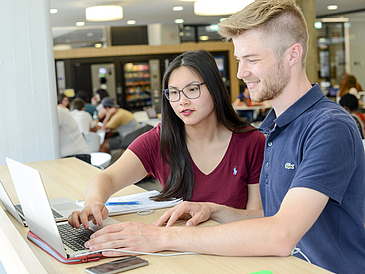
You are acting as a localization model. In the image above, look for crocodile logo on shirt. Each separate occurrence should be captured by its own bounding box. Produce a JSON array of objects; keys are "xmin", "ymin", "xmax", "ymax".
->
[{"xmin": 285, "ymin": 163, "xmax": 295, "ymax": 170}]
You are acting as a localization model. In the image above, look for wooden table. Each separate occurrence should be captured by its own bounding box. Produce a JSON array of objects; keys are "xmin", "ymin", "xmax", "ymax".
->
[{"xmin": 0, "ymin": 158, "xmax": 332, "ymax": 274}]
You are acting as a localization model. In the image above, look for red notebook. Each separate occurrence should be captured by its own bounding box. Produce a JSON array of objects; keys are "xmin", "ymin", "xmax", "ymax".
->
[{"xmin": 27, "ymin": 231, "xmax": 106, "ymax": 264}]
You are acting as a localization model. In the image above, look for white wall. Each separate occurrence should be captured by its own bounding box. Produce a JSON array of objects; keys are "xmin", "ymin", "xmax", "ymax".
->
[
  {"xmin": 0, "ymin": 0, "xmax": 60, "ymax": 165},
  {"xmin": 348, "ymin": 11, "xmax": 365, "ymax": 89}
]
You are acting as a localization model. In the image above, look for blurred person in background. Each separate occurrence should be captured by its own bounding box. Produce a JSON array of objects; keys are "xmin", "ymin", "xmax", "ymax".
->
[
  {"xmin": 58, "ymin": 93, "xmax": 69, "ymax": 109},
  {"xmin": 70, "ymin": 98, "xmax": 97, "ymax": 134}
]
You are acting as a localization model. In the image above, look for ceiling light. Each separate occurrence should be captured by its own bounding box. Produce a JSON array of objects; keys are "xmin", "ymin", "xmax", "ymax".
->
[
  {"xmin": 50, "ymin": 9, "xmax": 58, "ymax": 14},
  {"xmin": 127, "ymin": 20, "xmax": 136, "ymax": 25},
  {"xmin": 175, "ymin": 19, "xmax": 184, "ymax": 24},
  {"xmin": 200, "ymin": 36, "xmax": 209, "ymax": 41},
  {"xmin": 173, "ymin": 6, "xmax": 184, "ymax": 11},
  {"xmin": 85, "ymin": 5, "xmax": 123, "ymax": 21},
  {"xmin": 76, "ymin": 22, "xmax": 85, "ymax": 27},
  {"xmin": 95, "ymin": 43, "xmax": 103, "ymax": 48},
  {"xmin": 194, "ymin": 0, "xmax": 254, "ymax": 16},
  {"xmin": 321, "ymin": 17, "xmax": 349, "ymax": 22},
  {"xmin": 327, "ymin": 5, "xmax": 338, "ymax": 10}
]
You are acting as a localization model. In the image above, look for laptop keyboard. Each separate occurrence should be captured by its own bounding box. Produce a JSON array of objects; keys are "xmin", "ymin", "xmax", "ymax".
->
[
  {"xmin": 15, "ymin": 203, "xmax": 63, "ymax": 219},
  {"xmin": 58, "ymin": 223, "xmax": 93, "ymax": 252}
]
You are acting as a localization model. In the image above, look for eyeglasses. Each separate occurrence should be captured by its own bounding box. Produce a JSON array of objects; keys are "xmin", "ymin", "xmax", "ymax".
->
[{"xmin": 163, "ymin": 82, "xmax": 206, "ymax": 102}]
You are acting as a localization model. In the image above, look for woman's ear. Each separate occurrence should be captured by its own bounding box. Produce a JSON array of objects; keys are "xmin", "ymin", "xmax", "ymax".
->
[{"xmin": 287, "ymin": 43, "xmax": 302, "ymax": 67}]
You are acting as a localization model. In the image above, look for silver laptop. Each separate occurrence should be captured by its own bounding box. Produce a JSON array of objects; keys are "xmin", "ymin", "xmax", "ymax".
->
[
  {"xmin": 6, "ymin": 157, "xmax": 119, "ymax": 258},
  {"xmin": 0, "ymin": 180, "xmax": 83, "ymax": 226}
]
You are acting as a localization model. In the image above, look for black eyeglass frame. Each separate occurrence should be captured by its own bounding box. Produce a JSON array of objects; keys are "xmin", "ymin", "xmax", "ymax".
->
[{"xmin": 163, "ymin": 82, "xmax": 206, "ymax": 102}]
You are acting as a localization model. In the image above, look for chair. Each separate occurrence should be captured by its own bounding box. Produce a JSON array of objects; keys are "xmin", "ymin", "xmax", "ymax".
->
[
  {"xmin": 90, "ymin": 152, "xmax": 111, "ymax": 169},
  {"xmin": 83, "ymin": 132, "xmax": 101, "ymax": 152},
  {"xmin": 119, "ymin": 124, "xmax": 154, "ymax": 149}
]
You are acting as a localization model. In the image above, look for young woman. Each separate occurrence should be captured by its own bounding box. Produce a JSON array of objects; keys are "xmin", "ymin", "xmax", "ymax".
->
[
  {"xmin": 337, "ymin": 75, "xmax": 359, "ymax": 103},
  {"xmin": 69, "ymin": 50, "xmax": 265, "ymax": 229}
]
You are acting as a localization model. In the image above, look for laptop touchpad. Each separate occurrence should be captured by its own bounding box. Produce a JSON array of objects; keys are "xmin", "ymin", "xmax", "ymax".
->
[{"xmin": 53, "ymin": 203, "xmax": 80, "ymax": 212}]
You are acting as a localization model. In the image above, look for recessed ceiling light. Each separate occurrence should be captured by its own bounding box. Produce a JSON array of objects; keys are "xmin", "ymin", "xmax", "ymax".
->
[
  {"xmin": 127, "ymin": 20, "xmax": 136, "ymax": 25},
  {"xmin": 95, "ymin": 43, "xmax": 103, "ymax": 48},
  {"xmin": 327, "ymin": 5, "xmax": 338, "ymax": 10},
  {"xmin": 175, "ymin": 19, "xmax": 184, "ymax": 24},
  {"xmin": 200, "ymin": 36, "xmax": 209, "ymax": 41},
  {"xmin": 86, "ymin": 5, "xmax": 123, "ymax": 21},
  {"xmin": 50, "ymin": 9, "xmax": 58, "ymax": 14},
  {"xmin": 76, "ymin": 22, "xmax": 85, "ymax": 27},
  {"xmin": 194, "ymin": 0, "xmax": 254, "ymax": 16},
  {"xmin": 173, "ymin": 6, "xmax": 184, "ymax": 11}
]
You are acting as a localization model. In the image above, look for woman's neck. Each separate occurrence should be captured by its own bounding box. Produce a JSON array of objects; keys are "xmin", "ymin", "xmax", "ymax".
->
[{"xmin": 185, "ymin": 121, "xmax": 230, "ymax": 146}]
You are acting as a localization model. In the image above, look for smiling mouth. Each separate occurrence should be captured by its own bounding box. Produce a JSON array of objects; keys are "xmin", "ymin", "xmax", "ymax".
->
[{"xmin": 245, "ymin": 80, "xmax": 260, "ymax": 88}]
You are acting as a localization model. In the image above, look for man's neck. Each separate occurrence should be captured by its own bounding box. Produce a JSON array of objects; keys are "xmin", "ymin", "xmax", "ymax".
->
[{"xmin": 269, "ymin": 71, "xmax": 312, "ymax": 117}]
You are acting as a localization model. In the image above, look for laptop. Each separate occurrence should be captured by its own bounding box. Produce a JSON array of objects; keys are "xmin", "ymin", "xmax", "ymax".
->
[
  {"xmin": 6, "ymin": 157, "xmax": 119, "ymax": 259},
  {"xmin": 0, "ymin": 180, "xmax": 83, "ymax": 226}
]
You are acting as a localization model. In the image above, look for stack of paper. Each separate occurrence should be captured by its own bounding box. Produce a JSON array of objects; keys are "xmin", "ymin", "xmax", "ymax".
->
[{"xmin": 76, "ymin": 190, "xmax": 182, "ymax": 216}]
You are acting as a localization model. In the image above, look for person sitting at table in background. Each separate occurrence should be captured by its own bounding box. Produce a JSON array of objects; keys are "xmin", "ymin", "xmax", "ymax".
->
[
  {"xmin": 57, "ymin": 105, "xmax": 91, "ymax": 164},
  {"xmin": 98, "ymin": 98, "xmax": 141, "ymax": 154},
  {"xmin": 70, "ymin": 98, "xmax": 97, "ymax": 134},
  {"xmin": 339, "ymin": 72, "xmax": 362, "ymax": 93},
  {"xmin": 336, "ymin": 74, "xmax": 360, "ymax": 103},
  {"xmin": 93, "ymin": 89, "xmax": 110, "ymax": 116},
  {"xmin": 72, "ymin": 2, "xmax": 365, "ymax": 273},
  {"xmin": 235, "ymin": 84, "xmax": 268, "ymax": 123},
  {"xmin": 75, "ymin": 90, "xmax": 98, "ymax": 120},
  {"xmin": 58, "ymin": 93, "xmax": 69, "ymax": 109},
  {"xmin": 339, "ymin": 93, "xmax": 365, "ymax": 139},
  {"xmin": 69, "ymin": 49, "xmax": 266, "ymax": 228},
  {"xmin": 234, "ymin": 84, "xmax": 253, "ymax": 122}
]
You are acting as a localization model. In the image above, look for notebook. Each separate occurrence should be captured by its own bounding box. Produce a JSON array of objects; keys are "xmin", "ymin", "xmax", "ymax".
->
[
  {"xmin": 6, "ymin": 157, "xmax": 119, "ymax": 263},
  {"xmin": 0, "ymin": 180, "xmax": 83, "ymax": 226},
  {"xmin": 76, "ymin": 190, "xmax": 182, "ymax": 215}
]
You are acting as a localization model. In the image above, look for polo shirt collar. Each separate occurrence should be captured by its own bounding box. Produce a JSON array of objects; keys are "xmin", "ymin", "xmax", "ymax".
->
[{"xmin": 259, "ymin": 83, "xmax": 324, "ymax": 134}]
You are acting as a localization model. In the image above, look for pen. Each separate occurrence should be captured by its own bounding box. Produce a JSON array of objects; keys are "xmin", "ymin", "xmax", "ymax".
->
[{"xmin": 105, "ymin": 201, "xmax": 141, "ymax": 205}]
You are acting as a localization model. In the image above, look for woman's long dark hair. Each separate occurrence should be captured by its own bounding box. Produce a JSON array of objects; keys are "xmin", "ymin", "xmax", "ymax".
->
[{"xmin": 153, "ymin": 50, "xmax": 255, "ymax": 201}]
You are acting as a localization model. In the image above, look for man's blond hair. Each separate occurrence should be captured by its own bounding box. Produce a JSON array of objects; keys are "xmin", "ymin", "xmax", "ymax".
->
[{"xmin": 218, "ymin": 0, "xmax": 308, "ymax": 68}]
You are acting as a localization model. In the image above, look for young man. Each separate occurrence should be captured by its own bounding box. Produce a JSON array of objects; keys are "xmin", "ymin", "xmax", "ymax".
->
[
  {"xmin": 72, "ymin": 1, "xmax": 365, "ymax": 272},
  {"xmin": 70, "ymin": 98, "xmax": 96, "ymax": 134}
]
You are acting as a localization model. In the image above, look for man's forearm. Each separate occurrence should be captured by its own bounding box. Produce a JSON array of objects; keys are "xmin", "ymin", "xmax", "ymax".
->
[{"xmin": 160, "ymin": 217, "xmax": 291, "ymax": 257}]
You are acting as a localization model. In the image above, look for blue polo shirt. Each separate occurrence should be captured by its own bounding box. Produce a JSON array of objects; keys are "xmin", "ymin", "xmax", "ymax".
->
[{"xmin": 259, "ymin": 84, "xmax": 365, "ymax": 273}]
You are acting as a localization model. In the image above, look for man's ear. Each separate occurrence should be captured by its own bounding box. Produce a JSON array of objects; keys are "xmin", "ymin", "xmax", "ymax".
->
[{"xmin": 287, "ymin": 43, "xmax": 302, "ymax": 67}]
